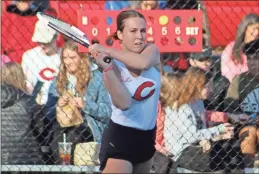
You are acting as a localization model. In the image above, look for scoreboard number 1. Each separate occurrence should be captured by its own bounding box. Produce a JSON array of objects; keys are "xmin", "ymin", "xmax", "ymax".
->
[{"xmin": 106, "ymin": 28, "xmax": 111, "ymax": 35}]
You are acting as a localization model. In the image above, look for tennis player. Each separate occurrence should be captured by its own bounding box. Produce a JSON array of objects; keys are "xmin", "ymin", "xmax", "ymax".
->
[{"xmin": 89, "ymin": 9, "xmax": 161, "ymax": 173}]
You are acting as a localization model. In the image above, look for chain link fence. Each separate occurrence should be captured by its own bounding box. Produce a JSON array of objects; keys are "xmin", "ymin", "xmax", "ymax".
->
[{"xmin": 1, "ymin": 0, "xmax": 259, "ymax": 173}]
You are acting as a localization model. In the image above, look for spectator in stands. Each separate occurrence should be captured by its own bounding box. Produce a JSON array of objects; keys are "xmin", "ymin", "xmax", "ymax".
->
[
  {"xmin": 161, "ymin": 67, "xmax": 239, "ymax": 172},
  {"xmin": 105, "ymin": 1, "xmax": 130, "ymax": 10},
  {"xmin": 2, "ymin": 0, "xmax": 55, "ymax": 63},
  {"xmin": 221, "ymin": 13, "xmax": 259, "ymax": 82},
  {"xmin": 152, "ymin": 73, "xmax": 181, "ymax": 173},
  {"xmin": 6, "ymin": 0, "xmax": 49, "ymax": 16},
  {"xmin": 1, "ymin": 62, "xmax": 43, "ymax": 165},
  {"xmin": 225, "ymin": 38, "xmax": 259, "ymax": 168},
  {"xmin": 189, "ymin": 47, "xmax": 229, "ymax": 112},
  {"xmin": 176, "ymin": 46, "xmax": 249, "ymax": 124},
  {"xmin": 21, "ymin": 20, "xmax": 61, "ymax": 164},
  {"xmin": 45, "ymin": 40, "xmax": 111, "ymax": 164},
  {"xmin": 21, "ymin": 20, "xmax": 61, "ymax": 105},
  {"xmin": 130, "ymin": 0, "xmax": 159, "ymax": 10}
]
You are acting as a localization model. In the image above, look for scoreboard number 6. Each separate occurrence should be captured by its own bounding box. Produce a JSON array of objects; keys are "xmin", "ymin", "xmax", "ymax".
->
[
  {"xmin": 175, "ymin": 27, "xmax": 181, "ymax": 35},
  {"xmin": 162, "ymin": 27, "xmax": 167, "ymax": 35},
  {"xmin": 92, "ymin": 28, "xmax": 98, "ymax": 36}
]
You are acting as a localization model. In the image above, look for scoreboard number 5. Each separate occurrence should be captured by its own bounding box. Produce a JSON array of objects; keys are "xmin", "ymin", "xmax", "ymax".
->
[{"xmin": 162, "ymin": 27, "xmax": 167, "ymax": 35}]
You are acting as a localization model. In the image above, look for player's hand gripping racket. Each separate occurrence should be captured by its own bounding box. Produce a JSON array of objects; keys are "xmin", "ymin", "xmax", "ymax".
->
[{"xmin": 36, "ymin": 12, "xmax": 112, "ymax": 64}]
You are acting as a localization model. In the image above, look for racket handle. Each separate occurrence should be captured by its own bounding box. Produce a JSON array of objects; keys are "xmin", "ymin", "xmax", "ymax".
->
[{"xmin": 103, "ymin": 56, "xmax": 112, "ymax": 64}]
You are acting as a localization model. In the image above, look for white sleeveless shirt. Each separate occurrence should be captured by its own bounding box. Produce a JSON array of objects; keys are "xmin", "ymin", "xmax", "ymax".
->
[{"xmin": 110, "ymin": 60, "xmax": 161, "ymax": 130}]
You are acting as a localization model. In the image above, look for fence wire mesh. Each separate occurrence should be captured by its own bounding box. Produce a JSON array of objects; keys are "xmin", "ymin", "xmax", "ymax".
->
[{"xmin": 1, "ymin": 0, "xmax": 259, "ymax": 174}]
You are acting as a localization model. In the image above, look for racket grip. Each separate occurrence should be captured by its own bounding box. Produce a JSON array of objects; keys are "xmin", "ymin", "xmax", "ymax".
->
[{"xmin": 103, "ymin": 56, "xmax": 112, "ymax": 64}]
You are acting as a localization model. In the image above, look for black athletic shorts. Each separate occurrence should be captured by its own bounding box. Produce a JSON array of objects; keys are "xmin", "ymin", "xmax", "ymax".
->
[{"xmin": 99, "ymin": 120, "xmax": 156, "ymax": 171}]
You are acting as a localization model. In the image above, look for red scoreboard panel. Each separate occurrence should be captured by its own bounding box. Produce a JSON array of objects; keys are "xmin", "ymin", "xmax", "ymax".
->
[{"xmin": 78, "ymin": 10, "xmax": 203, "ymax": 53}]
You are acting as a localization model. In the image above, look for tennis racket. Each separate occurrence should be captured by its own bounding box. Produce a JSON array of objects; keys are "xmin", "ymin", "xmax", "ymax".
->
[{"xmin": 36, "ymin": 12, "xmax": 112, "ymax": 64}]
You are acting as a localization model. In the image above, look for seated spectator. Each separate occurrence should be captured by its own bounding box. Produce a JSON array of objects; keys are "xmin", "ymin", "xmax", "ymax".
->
[
  {"xmin": 130, "ymin": 0, "xmax": 159, "ymax": 10},
  {"xmin": 21, "ymin": 19, "xmax": 61, "ymax": 105},
  {"xmin": 6, "ymin": 0, "xmax": 49, "ymax": 16},
  {"xmin": 105, "ymin": 1, "xmax": 130, "ymax": 10},
  {"xmin": 1, "ymin": 0, "xmax": 56, "ymax": 63},
  {"xmin": 169, "ymin": 47, "xmax": 249, "ymax": 124},
  {"xmin": 225, "ymin": 38, "xmax": 259, "ymax": 168},
  {"xmin": 161, "ymin": 67, "xmax": 243, "ymax": 172},
  {"xmin": 221, "ymin": 13, "xmax": 259, "ymax": 82},
  {"xmin": 1, "ymin": 62, "xmax": 43, "ymax": 165},
  {"xmin": 44, "ymin": 41, "xmax": 111, "ymax": 164},
  {"xmin": 152, "ymin": 73, "xmax": 181, "ymax": 173}
]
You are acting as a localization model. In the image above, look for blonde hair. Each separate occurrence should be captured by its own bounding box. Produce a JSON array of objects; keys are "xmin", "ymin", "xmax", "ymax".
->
[
  {"xmin": 56, "ymin": 40, "xmax": 91, "ymax": 96},
  {"xmin": 177, "ymin": 67, "xmax": 211, "ymax": 107},
  {"xmin": 1, "ymin": 62, "xmax": 27, "ymax": 93},
  {"xmin": 160, "ymin": 72, "xmax": 182, "ymax": 108}
]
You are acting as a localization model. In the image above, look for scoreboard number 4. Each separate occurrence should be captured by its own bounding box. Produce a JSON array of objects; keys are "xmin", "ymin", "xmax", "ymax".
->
[{"xmin": 147, "ymin": 27, "xmax": 153, "ymax": 35}]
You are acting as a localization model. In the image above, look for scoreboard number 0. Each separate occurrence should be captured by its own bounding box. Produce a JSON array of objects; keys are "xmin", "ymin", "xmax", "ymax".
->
[{"xmin": 92, "ymin": 28, "xmax": 98, "ymax": 36}]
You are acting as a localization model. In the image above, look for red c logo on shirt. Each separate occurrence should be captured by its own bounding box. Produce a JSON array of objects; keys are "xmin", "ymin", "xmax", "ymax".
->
[
  {"xmin": 132, "ymin": 81, "xmax": 156, "ymax": 101},
  {"xmin": 39, "ymin": 68, "xmax": 56, "ymax": 81}
]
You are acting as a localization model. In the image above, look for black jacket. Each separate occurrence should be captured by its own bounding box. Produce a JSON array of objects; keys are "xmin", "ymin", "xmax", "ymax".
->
[
  {"xmin": 224, "ymin": 73, "xmax": 259, "ymax": 114},
  {"xmin": 204, "ymin": 67, "xmax": 230, "ymax": 112},
  {"xmin": 1, "ymin": 84, "xmax": 43, "ymax": 164}
]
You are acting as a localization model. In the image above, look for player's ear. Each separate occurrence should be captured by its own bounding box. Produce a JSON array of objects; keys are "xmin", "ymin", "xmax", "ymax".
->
[{"xmin": 117, "ymin": 30, "xmax": 123, "ymax": 40}]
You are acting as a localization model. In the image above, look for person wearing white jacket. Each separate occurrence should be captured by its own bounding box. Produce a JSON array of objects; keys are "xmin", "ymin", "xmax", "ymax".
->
[{"xmin": 160, "ymin": 67, "xmax": 236, "ymax": 172}]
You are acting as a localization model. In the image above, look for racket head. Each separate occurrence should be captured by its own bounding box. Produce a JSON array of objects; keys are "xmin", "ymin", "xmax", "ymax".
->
[{"xmin": 36, "ymin": 12, "xmax": 90, "ymax": 47}]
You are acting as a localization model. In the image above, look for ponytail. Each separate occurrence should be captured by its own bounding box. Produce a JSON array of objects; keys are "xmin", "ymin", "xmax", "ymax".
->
[{"xmin": 109, "ymin": 31, "xmax": 120, "ymax": 40}]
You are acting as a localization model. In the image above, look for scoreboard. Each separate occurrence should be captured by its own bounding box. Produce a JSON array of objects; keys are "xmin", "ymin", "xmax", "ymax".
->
[{"xmin": 77, "ymin": 10, "xmax": 203, "ymax": 53}]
